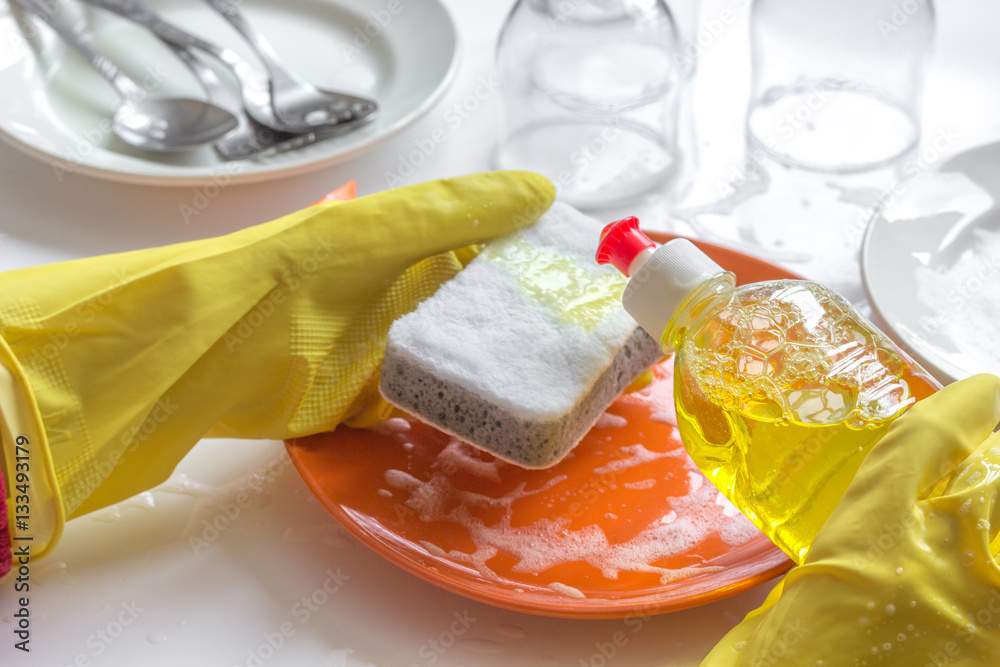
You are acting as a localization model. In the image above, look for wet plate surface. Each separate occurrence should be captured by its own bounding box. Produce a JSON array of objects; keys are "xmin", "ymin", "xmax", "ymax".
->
[
  {"xmin": 287, "ymin": 234, "xmax": 798, "ymax": 619},
  {"xmin": 863, "ymin": 142, "xmax": 1000, "ymax": 384}
]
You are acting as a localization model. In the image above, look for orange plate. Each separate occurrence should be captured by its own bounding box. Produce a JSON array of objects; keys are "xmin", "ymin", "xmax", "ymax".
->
[{"xmin": 286, "ymin": 233, "xmax": 799, "ymax": 619}]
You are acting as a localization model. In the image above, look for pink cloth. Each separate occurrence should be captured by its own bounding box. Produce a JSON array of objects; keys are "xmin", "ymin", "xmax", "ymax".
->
[{"xmin": 0, "ymin": 470, "xmax": 10, "ymax": 578}]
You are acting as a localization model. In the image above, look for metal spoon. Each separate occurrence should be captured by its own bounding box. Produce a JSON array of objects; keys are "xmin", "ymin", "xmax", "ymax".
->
[
  {"xmin": 77, "ymin": 0, "xmax": 376, "ymax": 137},
  {"xmin": 200, "ymin": 0, "xmax": 378, "ymax": 132},
  {"xmin": 166, "ymin": 43, "xmax": 372, "ymax": 161},
  {"xmin": 11, "ymin": 0, "xmax": 237, "ymax": 152}
]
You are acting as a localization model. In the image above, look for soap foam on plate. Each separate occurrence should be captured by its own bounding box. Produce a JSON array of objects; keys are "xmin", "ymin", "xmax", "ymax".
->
[
  {"xmin": 595, "ymin": 412, "xmax": 629, "ymax": 428},
  {"xmin": 914, "ymin": 226, "xmax": 1000, "ymax": 376},
  {"xmin": 381, "ymin": 421, "xmax": 757, "ymax": 586}
]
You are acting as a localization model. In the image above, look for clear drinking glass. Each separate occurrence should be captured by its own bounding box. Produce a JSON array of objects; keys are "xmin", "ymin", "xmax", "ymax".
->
[
  {"xmin": 747, "ymin": 0, "xmax": 935, "ymax": 173},
  {"xmin": 494, "ymin": 0, "xmax": 687, "ymax": 209}
]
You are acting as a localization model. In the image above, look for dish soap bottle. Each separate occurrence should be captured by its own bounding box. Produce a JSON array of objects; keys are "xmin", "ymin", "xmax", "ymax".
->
[{"xmin": 596, "ymin": 217, "xmax": 940, "ymax": 563}]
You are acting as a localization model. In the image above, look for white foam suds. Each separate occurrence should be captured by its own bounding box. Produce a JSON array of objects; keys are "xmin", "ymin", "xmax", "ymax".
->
[
  {"xmin": 595, "ymin": 412, "xmax": 629, "ymax": 428},
  {"xmin": 548, "ymin": 582, "xmax": 586, "ymax": 599},
  {"xmin": 914, "ymin": 226, "xmax": 1000, "ymax": 376},
  {"xmin": 687, "ymin": 472, "xmax": 704, "ymax": 493},
  {"xmin": 715, "ymin": 492, "xmax": 742, "ymax": 518},
  {"xmin": 438, "ymin": 439, "xmax": 502, "ymax": 481},
  {"xmin": 960, "ymin": 498, "xmax": 972, "ymax": 516},
  {"xmin": 372, "ymin": 417, "xmax": 411, "ymax": 435},
  {"xmin": 128, "ymin": 491, "xmax": 156, "ymax": 509},
  {"xmin": 385, "ymin": 469, "xmax": 423, "ymax": 492},
  {"xmin": 623, "ymin": 479, "xmax": 657, "ymax": 490},
  {"xmin": 594, "ymin": 443, "xmax": 685, "ymax": 474},
  {"xmin": 656, "ymin": 510, "xmax": 678, "ymax": 525},
  {"xmin": 392, "ymin": 434, "xmax": 758, "ymax": 584}
]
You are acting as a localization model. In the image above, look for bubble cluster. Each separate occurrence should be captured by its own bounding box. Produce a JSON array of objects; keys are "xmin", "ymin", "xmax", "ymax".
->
[{"xmin": 689, "ymin": 281, "xmax": 913, "ymax": 425}]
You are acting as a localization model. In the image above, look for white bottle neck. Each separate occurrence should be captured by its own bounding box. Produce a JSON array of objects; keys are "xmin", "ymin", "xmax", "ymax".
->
[{"xmin": 627, "ymin": 246, "xmax": 656, "ymax": 278}]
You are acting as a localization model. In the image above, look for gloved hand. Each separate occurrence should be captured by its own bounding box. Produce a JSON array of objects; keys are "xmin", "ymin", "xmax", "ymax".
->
[
  {"xmin": 702, "ymin": 373, "xmax": 1000, "ymax": 666},
  {"xmin": 0, "ymin": 171, "xmax": 555, "ymax": 561}
]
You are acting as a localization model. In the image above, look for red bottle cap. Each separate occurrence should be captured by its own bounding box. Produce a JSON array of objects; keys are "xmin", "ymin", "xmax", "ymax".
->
[{"xmin": 596, "ymin": 217, "xmax": 656, "ymax": 277}]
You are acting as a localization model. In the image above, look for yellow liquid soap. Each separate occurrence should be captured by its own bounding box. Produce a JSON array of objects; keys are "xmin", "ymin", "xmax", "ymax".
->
[
  {"xmin": 666, "ymin": 279, "xmax": 939, "ymax": 564},
  {"xmin": 480, "ymin": 236, "xmax": 627, "ymax": 331}
]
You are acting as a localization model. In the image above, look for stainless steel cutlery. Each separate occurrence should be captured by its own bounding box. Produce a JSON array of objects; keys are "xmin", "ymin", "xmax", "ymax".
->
[{"xmin": 17, "ymin": 0, "xmax": 378, "ymax": 158}]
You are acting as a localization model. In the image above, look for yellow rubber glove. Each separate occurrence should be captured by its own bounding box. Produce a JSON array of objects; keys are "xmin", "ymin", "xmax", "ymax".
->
[
  {"xmin": 0, "ymin": 171, "xmax": 555, "ymax": 560},
  {"xmin": 701, "ymin": 373, "xmax": 1000, "ymax": 666}
]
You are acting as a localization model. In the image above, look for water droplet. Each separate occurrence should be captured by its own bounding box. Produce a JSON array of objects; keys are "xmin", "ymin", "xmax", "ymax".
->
[
  {"xmin": 282, "ymin": 524, "xmax": 351, "ymax": 549},
  {"xmin": 90, "ymin": 505, "xmax": 122, "ymax": 522},
  {"xmin": 147, "ymin": 633, "xmax": 167, "ymax": 644},
  {"xmin": 896, "ymin": 567, "xmax": 903, "ymax": 575},
  {"xmin": 36, "ymin": 560, "xmax": 73, "ymax": 586},
  {"xmin": 885, "ymin": 604, "xmax": 895, "ymax": 616},
  {"xmin": 160, "ymin": 473, "xmax": 214, "ymax": 497},
  {"xmin": 456, "ymin": 637, "xmax": 504, "ymax": 654},
  {"xmin": 897, "ymin": 633, "xmax": 906, "ymax": 642},
  {"xmin": 859, "ymin": 616, "xmax": 870, "ymax": 627},
  {"xmin": 495, "ymin": 624, "xmax": 526, "ymax": 639},
  {"xmin": 123, "ymin": 491, "xmax": 156, "ymax": 510}
]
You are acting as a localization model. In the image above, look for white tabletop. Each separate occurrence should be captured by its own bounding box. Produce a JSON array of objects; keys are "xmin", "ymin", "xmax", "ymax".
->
[{"xmin": 1, "ymin": 0, "xmax": 999, "ymax": 665}]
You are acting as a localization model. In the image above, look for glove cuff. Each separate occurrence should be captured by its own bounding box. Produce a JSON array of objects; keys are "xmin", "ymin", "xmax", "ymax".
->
[{"xmin": 0, "ymin": 334, "xmax": 64, "ymax": 563}]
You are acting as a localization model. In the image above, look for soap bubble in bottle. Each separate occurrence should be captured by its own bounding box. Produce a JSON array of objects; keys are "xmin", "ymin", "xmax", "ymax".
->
[{"xmin": 597, "ymin": 217, "xmax": 941, "ymax": 563}]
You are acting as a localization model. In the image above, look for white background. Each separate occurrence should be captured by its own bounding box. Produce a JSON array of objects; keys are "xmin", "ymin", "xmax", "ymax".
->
[{"xmin": 1, "ymin": 0, "xmax": 999, "ymax": 665}]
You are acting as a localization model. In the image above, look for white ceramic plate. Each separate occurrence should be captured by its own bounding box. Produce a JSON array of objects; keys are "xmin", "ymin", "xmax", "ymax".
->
[
  {"xmin": 862, "ymin": 142, "xmax": 1000, "ymax": 384},
  {"xmin": 0, "ymin": 0, "xmax": 458, "ymax": 185}
]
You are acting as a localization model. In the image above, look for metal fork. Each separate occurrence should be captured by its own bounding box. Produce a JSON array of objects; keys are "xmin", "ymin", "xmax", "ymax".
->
[
  {"xmin": 77, "ymin": 0, "xmax": 376, "ymax": 137},
  {"xmin": 200, "ymin": 0, "xmax": 377, "ymax": 132},
  {"xmin": 167, "ymin": 43, "xmax": 369, "ymax": 160}
]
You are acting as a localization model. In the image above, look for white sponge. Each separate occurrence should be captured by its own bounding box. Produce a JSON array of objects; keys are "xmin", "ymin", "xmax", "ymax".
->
[{"xmin": 379, "ymin": 202, "xmax": 663, "ymax": 468}]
